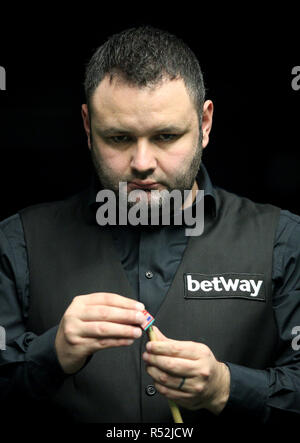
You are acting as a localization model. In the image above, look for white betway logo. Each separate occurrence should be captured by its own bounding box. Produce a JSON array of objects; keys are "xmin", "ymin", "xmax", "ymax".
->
[{"xmin": 186, "ymin": 274, "xmax": 264, "ymax": 297}]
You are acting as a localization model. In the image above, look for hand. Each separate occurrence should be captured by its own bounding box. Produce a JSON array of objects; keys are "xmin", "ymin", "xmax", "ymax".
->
[
  {"xmin": 55, "ymin": 292, "xmax": 145, "ymax": 374},
  {"xmin": 143, "ymin": 326, "xmax": 230, "ymax": 414}
]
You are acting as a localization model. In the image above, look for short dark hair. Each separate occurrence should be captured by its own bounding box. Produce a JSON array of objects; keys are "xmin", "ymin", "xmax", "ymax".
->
[{"xmin": 83, "ymin": 26, "xmax": 206, "ymax": 123}]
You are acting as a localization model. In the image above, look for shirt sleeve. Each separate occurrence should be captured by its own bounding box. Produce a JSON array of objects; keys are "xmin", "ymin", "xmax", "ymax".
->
[
  {"xmin": 0, "ymin": 214, "xmax": 69, "ymax": 400},
  {"xmin": 222, "ymin": 210, "xmax": 300, "ymax": 423}
]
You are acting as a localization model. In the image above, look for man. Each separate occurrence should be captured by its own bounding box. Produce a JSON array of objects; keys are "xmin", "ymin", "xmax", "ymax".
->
[{"xmin": 0, "ymin": 26, "xmax": 300, "ymax": 425}]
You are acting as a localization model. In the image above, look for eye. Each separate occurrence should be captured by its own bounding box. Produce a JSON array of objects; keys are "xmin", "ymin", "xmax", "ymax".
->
[
  {"xmin": 109, "ymin": 135, "xmax": 131, "ymax": 144},
  {"xmin": 155, "ymin": 134, "xmax": 179, "ymax": 142}
]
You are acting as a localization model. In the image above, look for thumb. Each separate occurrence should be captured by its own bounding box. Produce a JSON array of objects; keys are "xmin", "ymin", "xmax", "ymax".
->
[{"xmin": 152, "ymin": 325, "xmax": 170, "ymax": 341}]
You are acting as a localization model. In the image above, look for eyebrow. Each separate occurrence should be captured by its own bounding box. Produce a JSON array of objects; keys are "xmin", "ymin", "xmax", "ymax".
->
[{"xmin": 94, "ymin": 125, "xmax": 187, "ymax": 137}]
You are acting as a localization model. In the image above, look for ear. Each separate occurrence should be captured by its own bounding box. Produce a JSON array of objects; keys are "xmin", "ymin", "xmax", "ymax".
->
[
  {"xmin": 81, "ymin": 104, "xmax": 92, "ymax": 150},
  {"xmin": 201, "ymin": 100, "xmax": 214, "ymax": 149}
]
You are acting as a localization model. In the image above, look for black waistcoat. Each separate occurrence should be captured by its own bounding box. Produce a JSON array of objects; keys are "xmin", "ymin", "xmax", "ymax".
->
[{"xmin": 19, "ymin": 186, "xmax": 280, "ymax": 423}]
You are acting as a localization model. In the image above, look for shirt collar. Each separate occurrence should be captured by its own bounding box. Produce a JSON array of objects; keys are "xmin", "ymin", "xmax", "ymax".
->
[
  {"xmin": 194, "ymin": 162, "xmax": 217, "ymax": 218},
  {"xmin": 87, "ymin": 162, "xmax": 217, "ymax": 219}
]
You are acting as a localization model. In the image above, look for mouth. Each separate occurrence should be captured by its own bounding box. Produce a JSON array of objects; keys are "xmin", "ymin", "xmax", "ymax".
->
[{"xmin": 128, "ymin": 181, "xmax": 159, "ymax": 190}]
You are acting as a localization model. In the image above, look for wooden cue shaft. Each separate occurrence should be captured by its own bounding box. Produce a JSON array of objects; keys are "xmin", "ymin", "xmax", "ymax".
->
[{"xmin": 147, "ymin": 325, "xmax": 183, "ymax": 423}]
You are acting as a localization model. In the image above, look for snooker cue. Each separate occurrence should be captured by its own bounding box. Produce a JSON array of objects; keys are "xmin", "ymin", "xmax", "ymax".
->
[{"xmin": 147, "ymin": 325, "xmax": 184, "ymax": 423}]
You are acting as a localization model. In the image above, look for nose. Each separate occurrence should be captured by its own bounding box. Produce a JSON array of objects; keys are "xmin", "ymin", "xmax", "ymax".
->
[{"xmin": 130, "ymin": 139, "xmax": 157, "ymax": 174}]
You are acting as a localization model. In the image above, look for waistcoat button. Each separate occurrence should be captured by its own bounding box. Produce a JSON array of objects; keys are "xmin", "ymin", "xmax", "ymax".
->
[
  {"xmin": 145, "ymin": 384, "xmax": 156, "ymax": 396},
  {"xmin": 145, "ymin": 271, "xmax": 153, "ymax": 279}
]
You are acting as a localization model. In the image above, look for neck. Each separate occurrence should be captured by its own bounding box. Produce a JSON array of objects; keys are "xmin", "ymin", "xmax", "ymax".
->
[{"xmin": 182, "ymin": 180, "xmax": 199, "ymax": 209}]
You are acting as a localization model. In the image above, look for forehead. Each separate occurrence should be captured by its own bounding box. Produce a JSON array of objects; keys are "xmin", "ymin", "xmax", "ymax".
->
[{"xmin": 90, "ymin": 76, "xmax": 198, "ymax": 131}]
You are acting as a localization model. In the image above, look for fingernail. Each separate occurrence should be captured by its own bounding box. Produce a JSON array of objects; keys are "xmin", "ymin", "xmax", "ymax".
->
[
  {"xmin": 134, "ymin": 328, "xmax": 142, "ymax": 338},
  {"xmin": 136, "ymin": 312, "xmax": 144, "ymax": 322},
  {"xmin": 136, "ymin": 302, "xmax": 145, "ymax": 311},
  {"xmin": 146, "ymin": 342, "xmax": 152, "ymax": 351}
]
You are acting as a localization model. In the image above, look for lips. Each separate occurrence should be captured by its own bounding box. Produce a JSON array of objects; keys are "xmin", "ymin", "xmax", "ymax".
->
[{"xmin": 129, "ymin": 181, "xmax": 159, "ymax": 190}]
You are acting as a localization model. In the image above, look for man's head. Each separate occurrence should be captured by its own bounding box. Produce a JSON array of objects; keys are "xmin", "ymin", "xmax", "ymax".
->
[{"xmin": 81, "ymin": 26, "xmax": 213, "ymax": 212}]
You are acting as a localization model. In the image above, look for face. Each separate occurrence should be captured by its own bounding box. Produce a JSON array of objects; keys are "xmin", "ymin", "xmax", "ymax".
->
[{"xmin": 82, "ymin": 76, "xmax": 213, "ymax": 212}]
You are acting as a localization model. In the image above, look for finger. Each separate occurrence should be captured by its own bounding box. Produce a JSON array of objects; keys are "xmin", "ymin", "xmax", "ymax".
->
[
  {"xmin": 146, "ymin": 339, "xmax": 202, "ymax": 360},
  {"xmin": 143, "ymin": 352, "xmax": 198, "ymax": 377},
  {"xmin": 79, "ymin": 305, "xmax": 145, "ymax": 326},
  {"xmin": 154, "ymin": 382, "xmax": 193, "ymax": 401},
  {"xmin": 76, "ymin": 293, "xmax": 145, "ymax": 311},
  {"xmin": 146, "ymin": 365, "xmax": 193, "ymax": 393},
  {"xmin": 151, "ymin": 325, "xmax": 170, "ymax": 341},
  {"xmin": 73, "ymin": 336, "xmax": 135, "ymax": 351},
  {"xmin": 89, "ymin": 337, "xmax": 135, "ymax": 350},
  {"xmin": 80, "ymin": 320, "xmax": 143, "ymax": 339}
]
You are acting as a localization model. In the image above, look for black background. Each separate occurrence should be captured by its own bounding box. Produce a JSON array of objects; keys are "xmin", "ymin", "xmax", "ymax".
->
[
  {"xmin": 0, "ymin": 6, "xmax": 300, "ymax": 433},
  {"xmin": 1, "ymin": 7, "xmax": 299, "ymax": 221}
]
